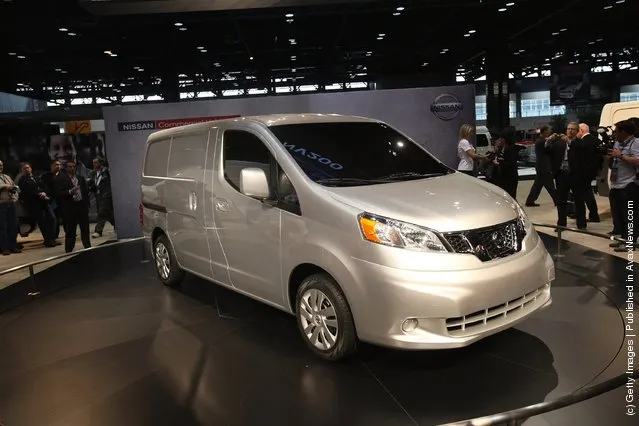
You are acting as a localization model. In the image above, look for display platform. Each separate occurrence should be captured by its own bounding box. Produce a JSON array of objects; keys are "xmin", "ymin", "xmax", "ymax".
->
[{"xmin": 0, "ymin": 235, "xmax": 632, "ymax": 426}]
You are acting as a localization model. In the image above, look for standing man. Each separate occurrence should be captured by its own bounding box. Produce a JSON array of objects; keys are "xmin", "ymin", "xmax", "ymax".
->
[
  {"xmin": 0, "ymin": 160, "xmax": 21, "ymax": 255},
  {"xmin": 525, "ymin": 125, "xmax": 558, "ymax": 207},
  {"xmin": 18, "ymin": 163, "xmax": 58, "ymax": 247},
  {"xmin": 55, "ymin": 160, "xmax": 91, "ymax": 253},
  {"xmin": 40, "ymin": 159, "xmax": 64, "ymax": 239},
  {"xmin": 608, "ymin": 120, "xmax": 639, "ymax": 252},
  {"xmin": 577, "ymin": 123, "xmax": 601, "ymax": 222},
  {"xmin": 89, "ymin": 157, "xmax": 115, "ymax": 238}
]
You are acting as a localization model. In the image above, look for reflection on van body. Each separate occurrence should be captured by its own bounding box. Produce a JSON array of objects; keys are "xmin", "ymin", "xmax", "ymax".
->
[{"xmin": 140, "ymin": 114, "xmax": 554, "ymax": 361}]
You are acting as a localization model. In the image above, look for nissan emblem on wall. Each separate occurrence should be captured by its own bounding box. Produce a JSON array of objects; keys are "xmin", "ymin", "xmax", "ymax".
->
[{"xmin": 430, "ymin": 94, "xmax": 463, "ymax": 121}]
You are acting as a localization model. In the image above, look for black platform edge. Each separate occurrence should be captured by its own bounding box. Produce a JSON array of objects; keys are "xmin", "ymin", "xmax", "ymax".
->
[
  {"xmin": 0, "ymin": 230, "xmax": 631, "ymax": 426},
  {"xmin": 441, "ymin": 369, "xmax": 639, "ymax": 426},
  {"xmin": 0, "ymin": 238, "xmax": 147, "ymax": 315}
]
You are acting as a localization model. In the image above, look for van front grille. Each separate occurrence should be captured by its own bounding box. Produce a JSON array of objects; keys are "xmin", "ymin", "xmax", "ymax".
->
[
  {"xmin": 445, "ymin": 284, "xmax": 548, "ymax": 337},
  {"xmin": 443, "ymin": 219, "xmax": 525, "ymax": 261}
]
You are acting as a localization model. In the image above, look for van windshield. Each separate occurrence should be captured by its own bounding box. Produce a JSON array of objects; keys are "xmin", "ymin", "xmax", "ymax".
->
[{"xmin": 268, "ymin": 122, "xmax": 452, "ymax": 186}]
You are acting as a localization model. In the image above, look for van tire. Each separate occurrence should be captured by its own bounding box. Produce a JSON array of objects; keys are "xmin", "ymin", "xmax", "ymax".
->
[
  {"xmin": 295, "ymin": 273, "xmax": 357, "ymax": 361},
  {"xmin": 153, "ymin": 235, "xmax": 184, "ymax": 287}
]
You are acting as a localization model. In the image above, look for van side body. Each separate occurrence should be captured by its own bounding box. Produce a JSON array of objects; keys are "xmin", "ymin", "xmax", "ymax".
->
[{"xmin": 141, "ymin": 114, "xmax": 554, "ymax": 360}]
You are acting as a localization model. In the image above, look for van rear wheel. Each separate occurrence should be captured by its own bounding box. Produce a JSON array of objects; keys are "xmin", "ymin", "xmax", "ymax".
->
[
  {"xmin": 295, "ymin": 273, "xmax": 357, "ymax": 361},
  {"xmin": 153, "ymin": 235, "xmax": 184, "ymax": 287}
]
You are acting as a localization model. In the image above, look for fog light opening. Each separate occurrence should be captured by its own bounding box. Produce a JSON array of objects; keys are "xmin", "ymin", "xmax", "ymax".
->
[{"xmin": 402, "ymin": 318, "xmax": 419, "ymax": 333}]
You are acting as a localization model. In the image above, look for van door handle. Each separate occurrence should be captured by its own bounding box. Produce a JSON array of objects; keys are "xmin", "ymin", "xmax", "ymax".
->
[
  {"xmin": 188, "ymin": 191, "xmax": 197, "ymax": 211},
  {"xmin": 214, "ymin": 197, "xmax": 230, "ymax": 212}
]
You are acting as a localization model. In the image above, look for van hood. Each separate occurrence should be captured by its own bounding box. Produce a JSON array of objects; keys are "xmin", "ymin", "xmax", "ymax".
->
[{"xmin": 325, "ymin": 173, "xmax": 519, "ymax": 233}]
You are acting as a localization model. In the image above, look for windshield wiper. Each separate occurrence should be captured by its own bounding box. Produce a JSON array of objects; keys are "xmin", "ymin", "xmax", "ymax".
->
[
  {"xmin": 379, "ymin": 172, "xmax": 447, "ymax": 180},
  {"xmin": 315, "ymin": 177, "xmax": 391, "ymax": 186}
]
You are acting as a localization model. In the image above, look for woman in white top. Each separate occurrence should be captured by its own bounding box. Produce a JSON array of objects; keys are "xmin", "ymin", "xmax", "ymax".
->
[{"xmin": 457, "ymin": 123, "xmax": 484, "ymax": 175}]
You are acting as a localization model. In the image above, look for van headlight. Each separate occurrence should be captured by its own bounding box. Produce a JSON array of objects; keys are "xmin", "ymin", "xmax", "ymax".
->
[
  {"xmin": 357, "ymin": 213, "xmax": 448, "ymax": 252},
  {"xmin": 513, "ymin": 201, "xmax": 531, "ymax": 230}
]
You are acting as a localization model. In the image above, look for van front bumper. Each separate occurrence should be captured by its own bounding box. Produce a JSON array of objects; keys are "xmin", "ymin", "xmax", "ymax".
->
[{"xmin": 348, "ymin": 237, "xmax": 554, "ymax": 350}]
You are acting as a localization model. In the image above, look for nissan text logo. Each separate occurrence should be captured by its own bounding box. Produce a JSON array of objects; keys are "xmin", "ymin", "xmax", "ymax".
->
[{"xmin": 430, "ymin": 94, "xmax": 463, "ymax": 121}]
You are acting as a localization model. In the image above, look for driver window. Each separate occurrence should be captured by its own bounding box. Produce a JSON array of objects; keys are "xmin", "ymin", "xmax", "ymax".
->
[
  {"xmin": 222, "ymin": 130, "xmax": 300, "ymax": 215},
  {"xmin": 222, "ymin": 130, "xmax": 271, "ymax": 192}
]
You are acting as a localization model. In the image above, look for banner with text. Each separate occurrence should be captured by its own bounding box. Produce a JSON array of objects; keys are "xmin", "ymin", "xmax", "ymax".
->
[{"xmin": 103, "ymin": 85, "xmax": 476, "ymax": 237}]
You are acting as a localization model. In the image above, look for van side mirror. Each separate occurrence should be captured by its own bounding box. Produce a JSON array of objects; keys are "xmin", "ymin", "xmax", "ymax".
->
[{"xmin": 240, "ymin": 168, "xmax": 270, "ymax": 200}]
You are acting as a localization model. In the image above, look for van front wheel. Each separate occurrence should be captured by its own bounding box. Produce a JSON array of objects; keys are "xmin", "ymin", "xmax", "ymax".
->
[
  {"xmin": 295, "ymin": 274, "xmax": 357, "ymax": 361},
  {"xmin": 153, "ymin": 235, "xmax": 184, "ymax": 287}
]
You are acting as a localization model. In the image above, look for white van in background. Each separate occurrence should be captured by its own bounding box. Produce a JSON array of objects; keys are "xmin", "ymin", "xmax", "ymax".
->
[
  {"xmin": 597, "ymin": 101, "xmax": 639, "ymax": 196},
  {"xmin": 475, "ymin": 125, "xmax": 493, "ymax": 156}
]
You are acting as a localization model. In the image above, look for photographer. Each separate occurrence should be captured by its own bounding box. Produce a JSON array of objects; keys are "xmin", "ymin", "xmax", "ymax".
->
[
  {"xmin": 0, "ymin": 159, "xmax": 22, "ymax": 255},
  {"xmin": 608, "ymin": 119, "xmax": 639, "ymax": 252}
]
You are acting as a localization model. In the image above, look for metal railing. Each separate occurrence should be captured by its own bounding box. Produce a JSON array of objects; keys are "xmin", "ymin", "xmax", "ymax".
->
[
  {"xmin": 532, "ymin": 222, "xmax": 627, "ymax": 258},
  {"xmin": 439, "ymin": 221, "xmax": 634, "ymax": 425},
  {"xmin": 440, "ymin": 369, "xmax": 638, "ymax": 426},
  {"xmin": 0, "ymin": 237, "xmax": 147, "ymax": 295}
]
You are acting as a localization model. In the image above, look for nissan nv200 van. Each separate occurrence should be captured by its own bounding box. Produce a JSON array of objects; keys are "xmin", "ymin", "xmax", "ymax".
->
[{"xmin": 140, "ymin": 114, "xmax": 554, "ymax": 361}]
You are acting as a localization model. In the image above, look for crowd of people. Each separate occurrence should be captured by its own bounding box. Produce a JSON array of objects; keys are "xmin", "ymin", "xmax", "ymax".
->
[
  {"xmin": 0, "ymin": 156, "xmax": 115, "ymax": 256},
  {"xmin": 457, "ymin": 118, "xmax": 639, "ymax": 252}
]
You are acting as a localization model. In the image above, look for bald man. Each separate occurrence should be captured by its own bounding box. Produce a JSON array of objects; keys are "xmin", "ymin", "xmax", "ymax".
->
[{"xmin": 577, "ymin": 123, "xmax": 601, "ymax": 222}]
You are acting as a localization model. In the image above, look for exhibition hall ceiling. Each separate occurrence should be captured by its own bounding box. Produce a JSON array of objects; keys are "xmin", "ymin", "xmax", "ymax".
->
[{"xmin": 0, "ymin": 0, "xmax": 637, "ymax": 102}]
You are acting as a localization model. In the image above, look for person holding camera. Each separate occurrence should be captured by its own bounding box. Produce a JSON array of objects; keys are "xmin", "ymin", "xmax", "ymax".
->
[
  {"xmin": 608, "ymin": 119, "xmax": 639, "ymax": 252},
  {"xmin": 0, "ymin": 159, "xmax": 22, "ymax": 255}
]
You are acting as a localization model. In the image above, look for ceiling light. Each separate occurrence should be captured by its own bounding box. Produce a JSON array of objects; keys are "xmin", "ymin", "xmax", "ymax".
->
[
  {"xmin": 214, "ymin": 62, "xmax": 221, "ymax": 67},
  {"xmin": 104, "ymin": 50, "xmax": 112, "ymax": 54},
  {"xmin": 286, "ymin": 19, "xmax": 294, "ymax": 23},
  {"xmin": 54, "ymin": 68, "xmax": 61, "ymax": 71},
  {"xmin": 393, "ymin": 12, "xmax": 400, "ymax": 16},
  {"xmin": 366, "ymin": 51, "xmax": 372, "ymax": 56},
  {"xmin": 421, "ymin": 62, "xmax": 428, "ymax": 66},
  {"xmin": 560, "ymin": 28, "xmax": 567, "ymax": 31},
  {"xmin": 285, "ymin": 13, "xmax": 294, "ymax": 17},
  {"xmin": 138, "ymin": 68, "xmax": 144, "ymax": 72},
  {"xmin": 17, "ymin": 55, "xmax": 25, "ymax": 59},
  {"xmin": 603, "ymin": 5, "xmax": 612, "ymax": 9},
  {"xmin": 616, "ymin": 0, "xmax": 625, "ymax": 3},
  {"xmin": 377, "ymin": 37, "xmax": 383, "ymax": 40},
  {"xmin": 378, "ymin": 33, "xmax": 385, "ymax": 36},
  {"xmin": 8, "ymin": 52, "xmax": 16, "ymax": 55},
  {"xmin": 250, "ymin": 56, "xmax": 253, "ymax": 60},
  {"xmin": 59, "ymin": 28, "xmax": 68, "ymax": 32},
  {"xmin": 498, "ymin": 8, "xmax": 507, "ymax": 12},
  {"xmin": 292, "ymin": 68, "xmax": 297, "ymax": 72},
  {"xmin": 110, "ymin": 53, "xmax": 117, "ymax": 57},
  {"xmin": 68, "ymin": 32, "xmax": 76, "ymax": 36},
  {"xmin": 396, "ymin": 6, "xmax": 405, "ymax": 11},
  {"xmin": 552, "ymin": 32, "xmax": 559, "ymax": 35},
  {"xmin": 174, "ymin": 22, "xmax": 183, "ymax": 26},
  {"xmin": 197, "ymin": 46, "xmax": 204, "ymax": 49},
  {"xmin": 469, "ymin": 29, "xmax": 476, "ymax": 33},
  {"xmin": 464, "ymin": 34, "xmax": 470, "ymax": 37},
  {"xmin": 179, "ymin": 27, "xmax": 187, "ymax": 31},
  {"xmin": 588, "ymin": 41, "xmax": 595, "ymax": 45},
  {"xmin": 201, "ymin": 50, "xmax": 207, "ymax": 53},
  {"xmin": 506, "ymin": 2, "xmax": 515, "ymax": 5}
]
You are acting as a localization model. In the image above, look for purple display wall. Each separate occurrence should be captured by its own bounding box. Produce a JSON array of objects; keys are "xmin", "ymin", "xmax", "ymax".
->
[{"xmin": 103, "ymin": 85, "xmax": 475, "ymax": 237}]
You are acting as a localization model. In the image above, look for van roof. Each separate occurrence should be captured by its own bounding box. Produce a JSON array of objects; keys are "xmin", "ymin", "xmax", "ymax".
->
[{"xmin": 146, "ymin": 113, "xmax": 380, "ymax": 142}]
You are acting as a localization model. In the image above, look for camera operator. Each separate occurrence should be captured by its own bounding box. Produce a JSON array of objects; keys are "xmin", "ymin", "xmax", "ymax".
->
[
  {"xmin": 0, "ymin": 160, "xmax": 22, "ymax": 255},
  {"xmin": 608, "ymin": 119, "xmax": 639, "ymax": 252}
]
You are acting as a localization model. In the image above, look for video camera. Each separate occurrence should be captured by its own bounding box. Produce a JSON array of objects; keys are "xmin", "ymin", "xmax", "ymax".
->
[{"xmin": 596, "ymin": 126, "xmax": 615, "ymax": 154}]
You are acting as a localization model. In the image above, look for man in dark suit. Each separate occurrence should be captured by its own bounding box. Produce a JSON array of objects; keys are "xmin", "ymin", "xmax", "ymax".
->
[
  {"xmin": 551, "ymin": 122, "xmax": 596, "ymax": 229},
  {"xmin": 17, "ymin": 163, "xmax": 58, "ymax": 247},
  {"xmin": 88, "ymin": 157, "xmax": 115, "ymax": 238},
  {"xmin": 525, "ymin": 125, "xmax": 558, "ymax": 206},
  {"xmin": 577, "ymin": 123, "xmax": 601, "ymax": 222},
  {"xmin": 55, "ymin": 159, "xmax": 91, "ymax": 253}
]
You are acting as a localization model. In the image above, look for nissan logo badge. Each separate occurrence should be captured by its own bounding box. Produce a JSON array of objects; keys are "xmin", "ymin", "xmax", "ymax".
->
[{"xmin": 430, "ymin": 94, "xmax": 463, "ymax": 121}]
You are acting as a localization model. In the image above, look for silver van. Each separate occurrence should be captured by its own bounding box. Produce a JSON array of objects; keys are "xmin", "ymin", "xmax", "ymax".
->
[{"xmin": 140, "ymin": 114, "xmax": 554, "ymax": 361}]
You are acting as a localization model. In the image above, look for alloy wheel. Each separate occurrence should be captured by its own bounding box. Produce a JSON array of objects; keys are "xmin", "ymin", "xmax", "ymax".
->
[{"xmin": 299, "ymin": 288, "xmax": 339, "ymax": 350}]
